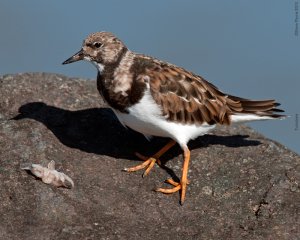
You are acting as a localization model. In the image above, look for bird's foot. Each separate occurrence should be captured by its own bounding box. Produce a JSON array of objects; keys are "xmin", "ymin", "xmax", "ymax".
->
[
  {"xmin": 155, "ymin": 178, "xmax": 190, "ymax": 205},
  {"xmin": 123, "ymin": 140, "xmax": 176, "ymax": 177},
  {"xmin": 123, "ymin": 152, "xmax": 161, "ymax": 177},
  {"xmin": 155, "ymin": 178, "xmax": 182, "ymax": 193}
]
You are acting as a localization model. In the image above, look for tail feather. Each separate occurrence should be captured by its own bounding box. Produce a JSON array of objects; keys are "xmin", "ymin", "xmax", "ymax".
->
[{"xmin": 227, "ymin": 95, "xmax": 286, "ymax": 119}]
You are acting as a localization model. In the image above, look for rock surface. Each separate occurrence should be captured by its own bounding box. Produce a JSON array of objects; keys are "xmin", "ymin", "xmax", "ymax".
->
[{"xmin": 0, "ymin": 73, "xmax": 299, "ymax": 240}]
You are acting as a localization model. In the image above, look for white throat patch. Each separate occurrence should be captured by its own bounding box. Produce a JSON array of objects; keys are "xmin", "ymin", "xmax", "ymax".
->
[
  {"xmin": 83, "ymin": 56, "xmax": 105, "ymax": 73},
  {"xmin": 91, "ymin": 61, "xmax": 105, "ymax": 73}
]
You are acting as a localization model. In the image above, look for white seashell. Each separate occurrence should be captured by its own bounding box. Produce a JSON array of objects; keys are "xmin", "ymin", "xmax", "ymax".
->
[{"xmin": 21, "ymin": 160, "xmax": 74, "ymax": 188}]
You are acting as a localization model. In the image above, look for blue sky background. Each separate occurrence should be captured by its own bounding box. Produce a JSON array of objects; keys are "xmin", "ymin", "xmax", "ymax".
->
[{"xmin": 1, "ymin": 0, "xmax": 299, "ymax": 154}]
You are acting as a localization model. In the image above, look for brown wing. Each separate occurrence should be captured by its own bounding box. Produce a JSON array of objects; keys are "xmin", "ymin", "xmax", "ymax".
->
[{"xmin": 148, "ymin": 63, "xmax": 284, "ymax": 125}]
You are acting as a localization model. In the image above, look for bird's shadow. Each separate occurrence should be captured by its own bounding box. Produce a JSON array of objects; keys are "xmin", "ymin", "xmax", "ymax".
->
[{"xmin": 12, "ymin": 102, "xmax": 261, "ymax": 168}]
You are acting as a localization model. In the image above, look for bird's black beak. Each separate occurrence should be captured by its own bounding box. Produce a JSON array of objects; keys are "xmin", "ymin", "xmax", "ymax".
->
[{"xmin": 62, "ymin": 49, "xmax": 84, "ymax": 65}]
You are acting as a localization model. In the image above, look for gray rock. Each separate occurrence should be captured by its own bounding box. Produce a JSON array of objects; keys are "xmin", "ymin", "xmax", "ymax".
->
[{"xmin": 0, "ymin": 73, "xmax": 299, "ymax": 240}]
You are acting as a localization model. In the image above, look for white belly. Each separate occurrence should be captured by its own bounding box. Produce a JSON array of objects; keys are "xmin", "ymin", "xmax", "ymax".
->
[{"xmin": 113, "ymin": 89, "xmax": 215, "ymax": 147}]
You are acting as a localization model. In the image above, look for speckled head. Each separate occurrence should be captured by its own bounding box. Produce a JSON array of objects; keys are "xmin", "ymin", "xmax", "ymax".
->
[{"xmin": 62, "ymin": 32, "xmax": 127, "ymax": 67}]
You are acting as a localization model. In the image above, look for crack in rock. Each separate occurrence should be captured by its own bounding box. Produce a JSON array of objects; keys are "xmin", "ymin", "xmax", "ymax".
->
[{"xmin": 254, "ymin": 182, "xmax": 275, "ymax": 219}]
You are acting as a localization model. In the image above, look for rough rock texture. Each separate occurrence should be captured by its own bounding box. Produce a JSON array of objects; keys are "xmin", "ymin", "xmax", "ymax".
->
[{"xmin": 0, "ymin": 73, "xmax": 299, "ymax": 240}]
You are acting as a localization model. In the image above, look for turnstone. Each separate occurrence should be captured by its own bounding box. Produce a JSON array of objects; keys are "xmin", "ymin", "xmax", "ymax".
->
[{"xmin": 63, "ymin": 31, "xmax": 285, "ymax": 204}]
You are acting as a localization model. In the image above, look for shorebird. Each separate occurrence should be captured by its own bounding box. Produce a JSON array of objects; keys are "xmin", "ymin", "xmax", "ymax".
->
[{"xmin": 63, "ymin": 32, "xmax": 285, "ymax": 204}]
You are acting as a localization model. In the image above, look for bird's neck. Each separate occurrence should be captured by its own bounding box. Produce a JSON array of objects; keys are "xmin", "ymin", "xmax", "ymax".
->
[
  {"xmin": 98, "ymin": 49, "xmax": 135, "ymax": 86},
  {"xmin": 96, "ymin": 50, "xmax": 147, "ymax": 113},
  {"xmin": 96, "ymin": 49, "xmax": 134, "ymax": 112},
  {"xmin": 91, "ymin": 61, "xmax": 105, "ymax": 73}
]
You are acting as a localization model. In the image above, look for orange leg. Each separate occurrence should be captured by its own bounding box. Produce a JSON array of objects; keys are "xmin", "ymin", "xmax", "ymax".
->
[
  {"xmin": 123, "ymin": 140, "xmax": 176, "ymax": 177},
  {"xmin": 156, "ymin": 146, "xmax": 191, "ymax": 205}
]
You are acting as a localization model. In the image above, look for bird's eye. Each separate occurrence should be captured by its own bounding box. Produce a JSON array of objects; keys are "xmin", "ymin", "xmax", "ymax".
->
[{"xmin": 93, "ymin": 42, "xmax": 102, "ymax": 48}]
